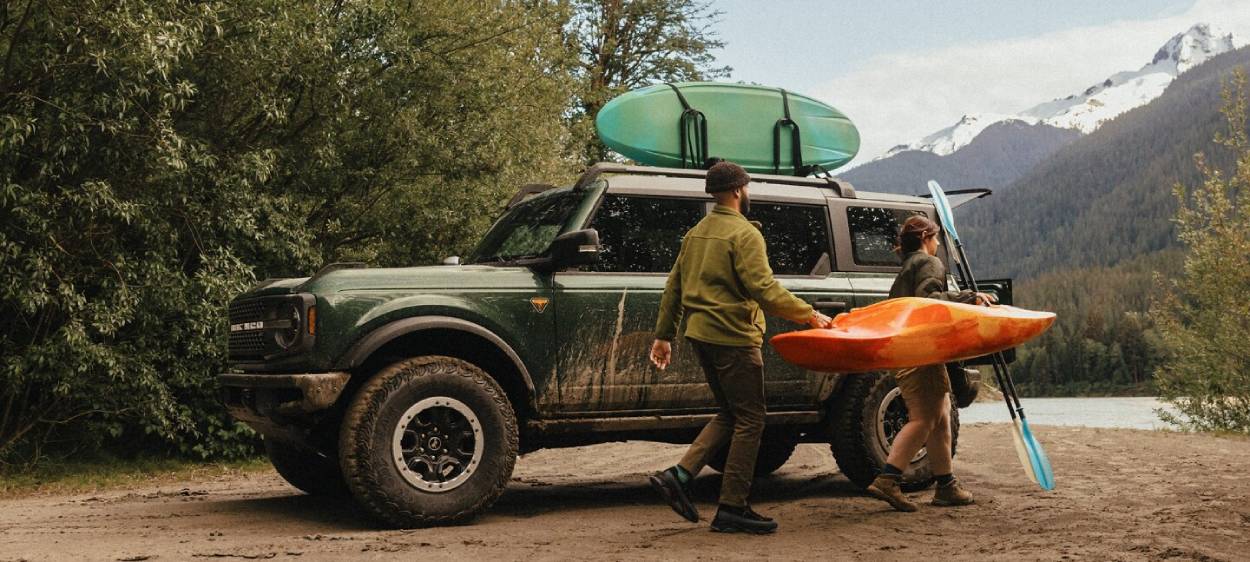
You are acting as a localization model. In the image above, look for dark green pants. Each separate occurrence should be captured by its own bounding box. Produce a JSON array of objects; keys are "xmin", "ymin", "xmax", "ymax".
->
[{"xmin": 677, "ymin": 338, "xmax": 766, "ymax": 508}]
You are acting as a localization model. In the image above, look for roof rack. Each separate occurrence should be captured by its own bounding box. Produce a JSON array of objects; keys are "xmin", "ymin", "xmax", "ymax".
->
[{"xmin": 573, "ymin": 162, "xmax": 857, "ymax": 198}]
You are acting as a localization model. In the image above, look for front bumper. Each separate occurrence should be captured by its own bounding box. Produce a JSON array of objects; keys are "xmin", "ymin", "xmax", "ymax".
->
[{"xmin": 218, "ymin": 372, "xmax": 351, "ymax": 438}]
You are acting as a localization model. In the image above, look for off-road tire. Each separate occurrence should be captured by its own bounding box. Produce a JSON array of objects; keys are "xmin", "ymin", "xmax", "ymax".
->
[
  {"xmin": 828, "ymin": 372, "xmax": 959, "ymax": 492},
  {"xmin": 339, "ymin": 356, "xmax": 518, "ymax": 528},
  {"xmin": 265, "ymin": 438, "xmax": 351, "ymax": 497},
  {"xmin": 705, "ymin": 430, "xmax": 799, "ymax": 477}
]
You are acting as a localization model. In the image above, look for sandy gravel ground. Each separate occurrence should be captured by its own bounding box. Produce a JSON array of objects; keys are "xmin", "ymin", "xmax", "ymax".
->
[{"xmin": 2, "ymin": 424, "xmax": 1248, "ymax": 561}]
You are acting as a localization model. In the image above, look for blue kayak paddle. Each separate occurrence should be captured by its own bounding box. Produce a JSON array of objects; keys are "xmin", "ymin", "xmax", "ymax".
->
[{"xmin": 927, "ymin": 180, "xmax": 1056, "ymax": 491}]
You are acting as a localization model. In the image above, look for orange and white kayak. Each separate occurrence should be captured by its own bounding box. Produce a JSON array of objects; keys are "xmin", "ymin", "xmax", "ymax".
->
[{"xmin": 771, "ymin": 297, "xmax": 1056, "ymax": 372}]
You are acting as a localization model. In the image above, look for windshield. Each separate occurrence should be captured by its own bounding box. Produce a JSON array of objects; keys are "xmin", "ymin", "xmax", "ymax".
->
[{"xmin": 470, "ymin": 189, "xmax": 583, "ymax": 263}]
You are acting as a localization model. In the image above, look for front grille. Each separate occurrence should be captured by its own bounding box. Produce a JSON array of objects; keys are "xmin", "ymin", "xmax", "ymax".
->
[
  {"xmin": 228, "ymin": 298, "xmax": 270, "ymax": 361},
  {"xmin": 229, "ymin": 299, "xmax": 265, "ymax": 325},
  {"xmin": 229, "ymin": 329, "xmax": 268, "ymax": 361},
  {"xmin": 226, "ymin": 293, "xmax": 314, "ymax": 365}
]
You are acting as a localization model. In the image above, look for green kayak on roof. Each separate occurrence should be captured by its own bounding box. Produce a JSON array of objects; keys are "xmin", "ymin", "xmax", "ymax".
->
[{"xmin": 595, "ymin": 82, "xmax": 860, "ymax": 174}]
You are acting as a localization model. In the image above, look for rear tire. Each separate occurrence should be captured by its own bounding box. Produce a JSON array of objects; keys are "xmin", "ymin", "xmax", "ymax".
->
[
  {"xmin": 339, "ymin": 356, "xmax": 518, "ymax": 527},
  {"xmin": 828, "ymin": 372, "xmax": 959, "ymax": 492},
  {"xmin": 705, "ymin": 430, "xmax": 798, "ymax": 477},
  {"xmin": 265, "ymin": 438, "xmax": 350, "ymax": 497}
]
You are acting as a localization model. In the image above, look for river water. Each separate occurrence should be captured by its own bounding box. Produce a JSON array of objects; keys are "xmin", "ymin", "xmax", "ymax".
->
[{"xmin": 960, "ymin": 396, "xmax": 1180, "ymax": 430}]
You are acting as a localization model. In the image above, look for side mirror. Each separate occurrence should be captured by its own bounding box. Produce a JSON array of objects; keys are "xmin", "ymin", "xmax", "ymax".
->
[
  {"xmin": 442, "ymin": 256, "xmax": 461, "ymax": 266},
  {"xmin": 549, "ymin": 229, "xmax": 600, "ymax": 269}
]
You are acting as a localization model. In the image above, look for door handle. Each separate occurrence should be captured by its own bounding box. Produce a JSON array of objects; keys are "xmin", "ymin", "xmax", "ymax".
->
[{"xmin": 813, "ymin": 300, "xmax": 848, "ymax": 312}]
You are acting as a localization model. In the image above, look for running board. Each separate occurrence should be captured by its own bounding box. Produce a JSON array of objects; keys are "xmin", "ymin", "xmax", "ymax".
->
[{"xmin": 526, "ymin": 411, "xmax": 824, "ymax": 435}]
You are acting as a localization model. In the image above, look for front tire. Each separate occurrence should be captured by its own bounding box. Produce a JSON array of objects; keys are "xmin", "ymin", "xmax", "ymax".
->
[
  {"xmin": 264, "ymin": 438, "xmax": 350, "ymax": 497},
  {"xmin": 339, "ymin": 356, "xmax": 518, "ymax": 527},
  {"xmin": 828, "ymin": 372, "xmax": 959, "ymax": 492}
]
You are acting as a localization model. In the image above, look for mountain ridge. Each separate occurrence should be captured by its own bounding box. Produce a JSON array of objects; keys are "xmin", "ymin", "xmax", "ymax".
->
[
  {"xmin": 880, "ymin": 23, "xmax": 1238, "ymax": 160},
  {"xmin": 842, "ymin": 120, "xmax": 1080, "ymax": 194},
  {"xmin": 961, "ymin": 44, "xmax": 1250, "ymax": 280}
]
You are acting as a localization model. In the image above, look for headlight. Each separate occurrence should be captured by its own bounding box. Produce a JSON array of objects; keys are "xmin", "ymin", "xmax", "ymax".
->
[{"xmin": 273, "ymin": 302, "xmax": 302, "ymax": 349}]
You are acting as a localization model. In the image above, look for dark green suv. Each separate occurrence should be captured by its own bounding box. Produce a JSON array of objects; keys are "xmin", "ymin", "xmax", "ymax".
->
[{"xmin": 219, "ymin": 163, "xmax": 1006, "ymax": 527}]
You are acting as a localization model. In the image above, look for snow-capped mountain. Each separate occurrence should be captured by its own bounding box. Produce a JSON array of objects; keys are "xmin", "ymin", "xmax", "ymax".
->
[
  {"xmin": 883, "ymin": 113, "xmax": 1038, "ymax": 157},
  {"xmin": 883, "ymin": 23, "xmax": 1238, "ymax": 158}
]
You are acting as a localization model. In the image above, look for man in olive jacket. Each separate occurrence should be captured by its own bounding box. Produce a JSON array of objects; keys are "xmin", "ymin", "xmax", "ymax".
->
[{"xmin": 647, "ymin": 160, "xmax": 832, "ymax": 534}]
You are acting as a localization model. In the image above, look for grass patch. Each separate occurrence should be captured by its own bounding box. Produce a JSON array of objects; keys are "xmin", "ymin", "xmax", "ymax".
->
[{"xmin": 0, "ymin": 456, "xmax": 272, "ymax": 499}]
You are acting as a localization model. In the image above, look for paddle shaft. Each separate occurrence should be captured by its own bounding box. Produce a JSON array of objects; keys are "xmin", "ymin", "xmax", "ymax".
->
[
  {"xmin": 947, "ymin": 239, "xmax": 1029, "ymax": 422},
  {"xmin": 930, "ymin": 180, "xmax": 1053, "ymax": 489}
]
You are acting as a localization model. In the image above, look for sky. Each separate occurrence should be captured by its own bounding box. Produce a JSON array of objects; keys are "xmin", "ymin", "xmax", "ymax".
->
[{"xmin": 708, "ymin": 0, "xmax": 1250, "ymax": 166}]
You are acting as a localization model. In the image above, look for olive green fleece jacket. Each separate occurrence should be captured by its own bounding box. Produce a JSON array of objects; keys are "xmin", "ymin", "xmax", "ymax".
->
[
  {"xmin": 654, "ymin": 205, "xmax": 815, "ymax": 347},
  {"xmin": 889, "ymin": 251, "xmax": 977, "ymax": 302}
]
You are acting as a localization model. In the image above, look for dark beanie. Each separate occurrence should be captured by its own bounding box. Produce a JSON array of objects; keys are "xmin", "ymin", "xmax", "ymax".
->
[{"xmin": 705, "ymin": 161, "xmax": 751, "ymax": 193}]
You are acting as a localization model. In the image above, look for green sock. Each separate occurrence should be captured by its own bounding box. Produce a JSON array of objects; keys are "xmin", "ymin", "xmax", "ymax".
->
[{"xmin": 673, "ymin": 465, "xmax": 692, "ymax": 483}]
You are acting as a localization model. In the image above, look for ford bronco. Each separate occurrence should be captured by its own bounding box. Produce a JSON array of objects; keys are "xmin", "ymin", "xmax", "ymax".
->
[{"xmin": 219, "ymin": 163, "xmax": 1008, "ymax": 527}]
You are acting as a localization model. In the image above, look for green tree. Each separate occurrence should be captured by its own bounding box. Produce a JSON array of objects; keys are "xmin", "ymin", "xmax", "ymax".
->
[
  {"xmin": 1151, "ymin": 69, "xmax": 1250, "ymax": 433},
  {"xmin": 568, "ymin": 0, "xmax": 730, "ymax": 163},
  {"xmin": 0, "ymin": 0, "xmax": 574, "ymax": 464}
]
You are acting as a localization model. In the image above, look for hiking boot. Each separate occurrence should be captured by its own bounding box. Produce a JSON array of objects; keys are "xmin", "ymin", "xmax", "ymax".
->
[
  {"xmin": 743, "ymin": 504, "xmax": 773, "ymax": 522},
  {"xmin": 866, "ymin": 474, "xmax": 918, "ymax": 512},
  {"xmin": 649, "ymin": 467, "xmax": 699, "ymax": 522},
  {"xmin": 710, "ymin": 504, "xmax": 778, "ymax": 534},
  {"xmin": 932, "ymin": 477, "xmax": 975, "ymax": 507}
]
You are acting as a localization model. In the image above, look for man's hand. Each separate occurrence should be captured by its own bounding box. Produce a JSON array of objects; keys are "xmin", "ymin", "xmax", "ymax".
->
[
  {"xmin": 974, "ymin": 292, "xmax": 998, "ymax": 306},
  {"xmin": 807, "ymin": 311, "xmax": 834, "ymax": 329},
  {"xmin": 650, "ymin": 339, "xmax": 672, "ymax": 370}
]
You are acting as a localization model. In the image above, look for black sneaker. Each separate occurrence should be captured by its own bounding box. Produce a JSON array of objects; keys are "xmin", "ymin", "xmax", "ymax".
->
[
  {"xmin": 710, "ymin": 504, "xmax": 778, "ymax": 534},
  {"xmin": 648, "ymin": 467, "xmax": 699, "ymax": 522}
]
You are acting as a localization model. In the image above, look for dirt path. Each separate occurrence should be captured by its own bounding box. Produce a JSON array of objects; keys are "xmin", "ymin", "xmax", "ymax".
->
[{"xmin": 2, "ymin": 425, "xmax": 1248, "ymax": 561}]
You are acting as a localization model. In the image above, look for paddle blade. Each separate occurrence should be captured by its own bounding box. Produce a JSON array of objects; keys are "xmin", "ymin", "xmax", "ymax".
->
[
  {"xmin": 1010, "ymin": 419, "xmax": 1039, "ymax": 485},
  {"xmin": 1019, "ymin": 419, "xmax": 1056, "ymax": 490},
  {"xmin": 927, "ymin": 180, "xmax": 961, "ymax": 242}
]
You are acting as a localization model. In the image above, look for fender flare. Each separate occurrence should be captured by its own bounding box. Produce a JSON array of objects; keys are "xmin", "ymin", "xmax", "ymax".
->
[{"xmin": 339, "ymin": 316, "xmax": 536, "ymax": 410}]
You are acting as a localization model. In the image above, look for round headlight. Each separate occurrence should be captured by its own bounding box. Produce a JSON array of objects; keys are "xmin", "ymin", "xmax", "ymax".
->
[{"xmin": 274, "ymin": 303, "xmax": 302, "ymax": 349}]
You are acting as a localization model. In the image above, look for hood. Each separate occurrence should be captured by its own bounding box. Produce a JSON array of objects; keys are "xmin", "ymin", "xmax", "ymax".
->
[
  {"xmin": 295, "ymin": 264, "xmax": 542, "ymax": 294},
  {"xmin": 237, "ymin": 277, "xmax": 310, "ymax": 299}
]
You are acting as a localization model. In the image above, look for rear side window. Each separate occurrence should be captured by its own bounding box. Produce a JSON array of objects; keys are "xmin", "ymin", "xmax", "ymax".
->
[
  {"xmin": 749, "ymin": 203, "xmax": 831, "ymax": 275},
  {"xmin": 846, "ymin": 206, "xmax": 924, "ymax": 266},
  {"xmin": 588, "ymin": 195, "xmax": 706, "ymax": 273}
]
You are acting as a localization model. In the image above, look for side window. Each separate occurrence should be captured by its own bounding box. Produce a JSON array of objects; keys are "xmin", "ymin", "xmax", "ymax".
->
[
  {"xmin": 588, "ymin": 195, "xmax": 706, "ymax": 273},
  {"xmin": 749, "ymin": 203, "xmax": 831, "ymax": 275},
  {"xmin": 846, "ymin": 206, "xmax": 924, "ymax": 266}
]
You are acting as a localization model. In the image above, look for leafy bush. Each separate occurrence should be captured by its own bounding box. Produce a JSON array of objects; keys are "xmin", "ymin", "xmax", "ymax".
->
[
  {"xmin": 1151, "ymin": 70, "xmax": 1250, "ymax": 433},
  {"xmin": 0, "ymin": 0, "xmax": 574, "ymax": 464}
]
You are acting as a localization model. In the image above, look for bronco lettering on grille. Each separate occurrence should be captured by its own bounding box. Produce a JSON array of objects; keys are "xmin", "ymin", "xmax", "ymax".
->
[{"xmin": 230, "ymin": 321, "xmax": 264, "ymax": 332}]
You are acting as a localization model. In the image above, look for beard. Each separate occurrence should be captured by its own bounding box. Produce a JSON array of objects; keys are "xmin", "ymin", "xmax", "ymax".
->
[{"xmin": 739, "ymin": 191, "xmax": 751, "ymax": 215}]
